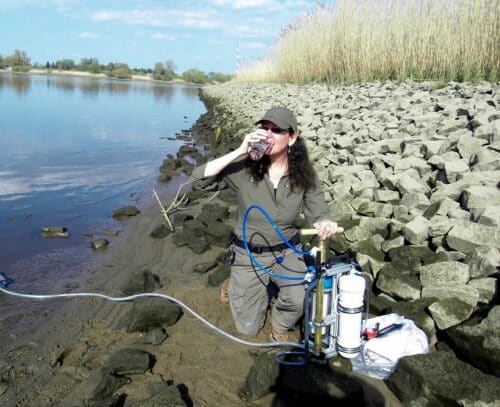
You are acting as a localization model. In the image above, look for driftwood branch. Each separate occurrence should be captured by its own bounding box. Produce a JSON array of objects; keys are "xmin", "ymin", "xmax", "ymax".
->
[{"xmin": 152, "ymin": 181, "xmax": 191, "ymax": 232}]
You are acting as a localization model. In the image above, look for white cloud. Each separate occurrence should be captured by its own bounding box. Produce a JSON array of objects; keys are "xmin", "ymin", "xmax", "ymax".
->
[
  {"xmin": 151, "ymin": 32, "xmax": 175, "ymax": 40},
  {"xmin": 211, "ymin": 0, "xmax": 276, "ymax": 9},
  {"xmin": 80, "ymin": 31, "xmax": 99, "ymax": 39},
  {"xmin": 242, "ymin": 41, "xmax": 267, "ymax": 49},
  {"xmin": 92, "ymin": 8, "xmax": 223, "ymax": 30}
]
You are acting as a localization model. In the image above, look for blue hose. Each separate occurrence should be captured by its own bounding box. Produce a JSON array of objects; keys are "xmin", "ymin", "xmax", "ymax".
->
[{"xmin": 242, "ymin": 204, "xmax": 311, "ymax": 281}]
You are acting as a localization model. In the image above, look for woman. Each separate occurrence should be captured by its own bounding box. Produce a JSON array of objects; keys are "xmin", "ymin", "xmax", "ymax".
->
[{"xmin": 191, "ymin": 107, "xmax": 337, "ymax": 341}]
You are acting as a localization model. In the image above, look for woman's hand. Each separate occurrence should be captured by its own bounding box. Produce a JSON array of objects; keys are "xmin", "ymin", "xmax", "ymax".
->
[
  {"xmin": 312, "ymin": 219, "xmax": 338, "ymax": 240},
  {"xmin": 238, "ymin": 129, "xmax": 270, "ymax": 155}
]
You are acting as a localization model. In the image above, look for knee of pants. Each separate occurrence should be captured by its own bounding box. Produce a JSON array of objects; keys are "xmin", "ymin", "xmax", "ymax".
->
[{"xmin": 229, "ymin": 283, "xmax": 267, "ymax": 336}]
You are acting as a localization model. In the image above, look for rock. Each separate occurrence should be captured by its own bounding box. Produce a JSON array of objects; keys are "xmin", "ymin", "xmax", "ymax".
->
[
  {"xmin": 375, "ymin": 266, "xmax": 421, "ymax": 301},
  {"xmin": 445, "ymin": 306, "xmax": 500, "ymax": 376},
  {"xmin": 192, "ymin": 260, "xmax": 217, "ymax": 274},
  {"xmin": 182, "ymin": 219, "xmax": 208, "ymax": 237},
  {"xmin": 274, "ymin": 362, "xmax": 364, "ymax": 405},
  {"xmin": 103, "ymin": 348, "xmax": 153, "ymax": 375},
  {"xmin": 90, "ymin": 374, "xmax": 130, "ymax": 401},
  {"xmin": 203, "ymin": 221, "xmax": 233, "ymax": 247},
  {"xmin": 468, "ymin": 278, "xmax": 497, "ymax": 303},
  {"xmin": 402, "ymin": 216, "xmax": 429, "ymax": 244},
  {"xmin": 373, "ymin": 189, "xmax": 399, "ymax": 203},
  {"xmin": 478, "ymin": 205, "xmax": 500, "ymax": 226},
  {"xmin": 91, "ymin": 238, "xmax": 109, "ymax": 250},
  {"xmin": 419, "ymin": 261, "xmax": 470, "ymax": 286},
  {"xmin": 127, "ymin": 298, "xmax": 182, "ymax": 332},
  {"xmin": 421, "ymin": 283, "xmax": 480, "ymax": 307},
  {"xmin": 128, "ymin": 383, "xmax": 186, "ymax": 406},
  {"xmin": 396, "ymin": 174, "xmax": 429, "ymax": 195},
  {"xmin": 428, "ymin": 298, "xmax": 474, "ymax": 329},
  {"xmin": 461, "ymin": 185, "xmax": 500, "ymax": 210},
  {"xmin": 112, "ymin": 206, "xmax": 140, "ymax": 219},
  {"xmin": 388, "ymin": 245, "xmax": 447, "ymax": 274},
  {"xmin": 196, "ymin": 203, "xmax": 229, "ymax": 224},
  {"xmin": 41, "ymin": 227, "xmax": 69, "ymax": 238},
  {"xmin": 381, "ymin": 236, "xmax": 404, "ymax": 253},
  {"xmin": 400, "ymin": 193, "xmax": 430, "ymax": 210},
  {"xmin": 386, "ymin": 351, "xmax": 500, "ymax": 405},
  {"xmin": 443, "ymin": 160, "xmax": 470, "ymax": 182},
  {"xmin": 207, "ymin": 265, "xmax": 231, "ymax": 287},
  {"xmin": 464, "ymin": 246, "xmax": 500, "ymax": 278},
  {"xmin": 143, "ymin": 328, "xmax": 168, "ymax": 346},
  {"xmin": 149, "ymin": 224, "xmax": 171, "ymax": 239},
  {"xmin": 122, "ymin": 269, "xmax": 161, "ymax": 295},
  {"xmin": 172, "ymin": 230, "xmax": 209, "ymax": 254},
  {"xmin": 446, "ymin": 222, "xmax": 500, "ymax": 254},
  {"xmin": 172, "ymin": 213, "xmax": 194, "ymax": 228},
  {"xmin": 239, "ymin": 351, "xmax": 279, "ymax": 401}
]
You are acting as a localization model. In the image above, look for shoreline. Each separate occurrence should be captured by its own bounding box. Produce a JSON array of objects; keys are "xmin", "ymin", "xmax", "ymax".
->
[{"xmin": 0, "ymin": 68, "xmax": 193, "ymax": 85}]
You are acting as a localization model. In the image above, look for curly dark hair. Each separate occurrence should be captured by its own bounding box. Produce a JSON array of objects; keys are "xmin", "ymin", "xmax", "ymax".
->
[{"xmin": 245, "ymin": 136, "xmax": 317, "ymax": 191}]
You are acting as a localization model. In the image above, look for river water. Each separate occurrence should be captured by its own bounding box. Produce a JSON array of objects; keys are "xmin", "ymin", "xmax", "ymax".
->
[{"xmin": 0, "ymin": 72, "xmax": 205, "ymax": 291}]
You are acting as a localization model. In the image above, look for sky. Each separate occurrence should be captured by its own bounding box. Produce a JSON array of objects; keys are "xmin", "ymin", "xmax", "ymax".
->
[{"xmin": 0, "ymin": 0, "xmax": 323, "ymax": 74}]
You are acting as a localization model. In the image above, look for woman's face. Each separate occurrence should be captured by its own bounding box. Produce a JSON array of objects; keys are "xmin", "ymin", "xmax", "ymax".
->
[{"xmin": 259, "ymin": 120, "xmax": 297, "ymax": 157}]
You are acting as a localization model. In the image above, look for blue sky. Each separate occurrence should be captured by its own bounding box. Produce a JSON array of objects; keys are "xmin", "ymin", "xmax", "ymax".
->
[{"xmin": 0, "ymin": 0, "xmax": 322, "ymax": 74}]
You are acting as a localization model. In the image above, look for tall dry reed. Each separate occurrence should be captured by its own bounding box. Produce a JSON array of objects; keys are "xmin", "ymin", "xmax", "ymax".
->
[{"xmin": 237, "ymin": 0, "xmax": 499, "ymax": 83}]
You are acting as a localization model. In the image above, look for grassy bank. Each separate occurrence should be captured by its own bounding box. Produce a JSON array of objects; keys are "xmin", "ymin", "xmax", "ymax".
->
[{"xmin": 237, "ymin": 0, "xmax": 499, "ymax": 84}]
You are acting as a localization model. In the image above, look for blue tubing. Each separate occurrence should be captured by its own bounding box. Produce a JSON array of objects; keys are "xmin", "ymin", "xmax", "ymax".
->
[{"xmin": 242, "ymin": 204, "xmax": 311, "ymax": 281}]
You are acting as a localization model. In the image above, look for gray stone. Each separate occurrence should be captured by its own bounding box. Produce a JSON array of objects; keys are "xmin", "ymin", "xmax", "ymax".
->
[
  {"xmin": 428, "ymin": 298, "xmax": 474, "ymax": 329},
  {"xmin": 461, "ymin": 185, "xmax": 500, "ymax": 210},
  {"xmin": 386, "ymin": 351, "xmax": 500, "ymax": 405},
  {"xmin": 373, "ymin": 189, "xmax": 399, "ymax": 203},
  {"xmin": 445, "ymin": 306, "xmax": 500, "ymax": 377},
  {"xmin": 421, "ymin": 283, "xmax": 480, "ymax": 307},
  {"xmin": 446, "ymin": 222, "xmax": 500, "ymax": 254},
  {"xmin": 388, "ymin": 245, "xmax": 448, "ymax": 274},
  {"xmin": 457, "ymin": 133, "xmax": 488, "ymax": 163},
  {"xmin": 207, "ymin": 264, "xmax": 231, "ymax": 287},
  {"xmin": 478, "ymin": 205, "xmax": 500, "ymax": 226},
  {"xmin": 127, "ymin": 298, "xmax": 182, "ymax": 333},
  {"xmin": 239, "ymin": 351, "xmax": 279, "ymax": 401},
  {"xmin": 357, "ymin": 217, "xmax": 390, "ymax": 238},
  {"xmin": 192, "ymin": 260, "xmax": 217, "ymax": 274},
  {"xmin": 419, "ymin": 261, "xmax": 470, "ymax": 286},
  {"xmin": 91, "ymin": 238, "xmax": 109, "ymax": 250},
  {"xmin": 203, "ymin": 221, "xmax": 233, "ymax": 248},
  {"xmin": 376, "ymin": 266, "xmax": 421, "ymax": 300},
  {"xmin": 196, "ymin": 203, "xmax": 229, "ymax": 224},
  {"xmin": 90, "ymin": 374, "xmax": 130, "ymax": 401},
  {"xmin": 468, "ymin": 278, "xmax": 497, "ymax": 303},
  {"xmin": 41, "ymin": 226, "xmax": 69, "ymax": 238},
  {"xmin": 402, "ymin": 216, "xmax": 429, "ymax": 244},
  {"xmin": 104, "ymin": 348, "xmax": 153, "ymax": 375},
  {"xmin": 172, "ymin": 230, "xmax": 209, "ymax": 254},
  {"xmin": 396, "ymin": 174, "xmax": 429, "ymax": 195},
  {"xmin": 182, "ymin": 219, "xmax": 208, "ymax": 237},
  {"xmin": 143, "ymin": 328, "xmax": 168, "ymax": 345},
  {"xmin": 112, "ymin": 206, "xmax": 140, "ymax": 219},
  {"xmin": 443, "ymin": 160, "xmax": 470, "ymax": 182},
  {"xmin": 352, "ymin": 236, "xmax": 385, "ymax": 262},
  {"xmin": 149, "ymin": 224, "xmax": 171, "ymax": 239},
  {"xmin": 381, "ymin": 235, "xmax": 404, "ymax": 253},
  {"xmin": 357, "ymin": 201, "xmax": 393, "ymax": 218},
  {"xmin": 122, "ymin": 269, "xmax": 161, "ymax": 295},
  {"xmin": 464, "ymin": 246, "xmax": 500, "ymax": 278},
  {"xmin": 475, "ymin": 120, "xmax": 499, "ymax": 141},
  {"xmin": 344, "ymin": 226, "xmax": 371, "ymax": 242},
  {"xmin": 423, "ymin": 197, "xmax": 459, "ymax": 219},
  {"xmin": 400, "ymin": 193, "xmax": 430, "ymax": 210}
]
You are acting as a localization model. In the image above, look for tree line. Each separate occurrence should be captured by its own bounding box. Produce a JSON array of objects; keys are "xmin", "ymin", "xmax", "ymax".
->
[{"xmin": 0, "ymin": 49, "xmax": 232, "ymax": 84}]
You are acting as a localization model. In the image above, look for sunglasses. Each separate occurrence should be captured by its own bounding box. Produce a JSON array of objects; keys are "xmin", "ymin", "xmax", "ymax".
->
[{"xmin": 260, "ymin": 126, "xmax": 288, "ymax": 134}]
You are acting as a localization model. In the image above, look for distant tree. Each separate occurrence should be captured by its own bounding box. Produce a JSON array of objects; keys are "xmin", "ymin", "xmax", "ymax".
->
[
  {"xmin": 4, "ymin": 49, "xmax": 31, "ymax": 68},
  {"xmin": 152, "ymin": 60, "xmax": 176, "ymax": 81},
  {"xmin": 106, "ymin": 62, "xmax": 132, "ymax": 79},
  {"xmin": 80, "ymin": 58, "xmax": 101, "ymax": 73},
  {"xmin": 181, "ymin": 68, "xmax": 207, "ymax": 84},
  {"xmin": 0, "ymin": 54, "xmax": 5, "ymax": 69},
  {"xmin": 45, "ymin": 61, "xmax": 50, "ymax": 69},
  {"xmin": 207, "ymin": 71, "xmax": 232, "ymax": 83},
  {"xmin": 55, "ymin": 59, "xmax": 76, "ymax": 70}
]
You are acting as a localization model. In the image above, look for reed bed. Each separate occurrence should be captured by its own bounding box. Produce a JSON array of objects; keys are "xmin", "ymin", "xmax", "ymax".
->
[{"xmin": 236, "ymin": 0, "xmax": 499, "ymax": 84}]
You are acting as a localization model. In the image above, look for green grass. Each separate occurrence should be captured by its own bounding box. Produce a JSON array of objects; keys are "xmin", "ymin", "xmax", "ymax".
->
[{"xmin": 236, "ymin": 0, "xmax": 499, "ymax": 84}]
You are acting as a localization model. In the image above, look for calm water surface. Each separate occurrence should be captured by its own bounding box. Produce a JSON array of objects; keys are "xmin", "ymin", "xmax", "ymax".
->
[{"xmin": 0, "ymin": 72, "xmax": 205, "ymax": 290}]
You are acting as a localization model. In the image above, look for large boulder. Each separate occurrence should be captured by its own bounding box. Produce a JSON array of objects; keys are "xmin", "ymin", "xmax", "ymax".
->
[
  {"xmin": 121, "ymin": 269, "xmax": 161, "ymax": 295},
  {"xmin": 464, "ymin": 246, "xmax": 500, "ymax": 278},
  {"xmin": 445, "ymin": 306, "xmax": 500, "ymax": 377},
  {"xmin": 386, "ymin": 351, "xmax": 500, "ymax": 405},
  {"xmin": 427, "ymin": 298, "xmax": 474, "ymax": 330},
  {"xmin": 112, "ymin": 206, "xmax": 140, "ymax": 219},
  {"xmin": 128, "ymin": 383, "xmax": 187, "ymax": 406},
  {"xmin": 103, "ymin": 348, "xmax": 153, "ymax": 375},
  {"xmin": 419, "ymin": 261, "xmax": 470, "ymax": 286},
  {"xmin": 446, "ymin": 222, "xmax": 500, "ymax": 254},
  {"xmin": 126, "ymin": 298, "xmax": 182, "ymax": 333},
  {"xmin": 376, "ymin": 265, "xmax": 421, "ymax": 301}
]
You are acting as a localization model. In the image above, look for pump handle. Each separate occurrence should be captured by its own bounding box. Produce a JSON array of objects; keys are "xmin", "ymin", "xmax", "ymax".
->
[{"xmin": 300, "ymin": 227, "xmax": 344, "ymax": 236}]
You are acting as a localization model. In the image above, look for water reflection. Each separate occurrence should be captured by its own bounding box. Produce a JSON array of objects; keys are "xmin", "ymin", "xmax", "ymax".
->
[
  {"xmin": 0, "ymin": 72, "xmax": 32, "ymax": 96},
  {"xmin": 0, "ymin": 71, "xmax": 200, "ymax": 100}
]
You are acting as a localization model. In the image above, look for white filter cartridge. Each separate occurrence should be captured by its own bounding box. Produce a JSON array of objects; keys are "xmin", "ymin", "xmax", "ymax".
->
[{"xmin": 337, "ymin": 274, "xmax": 365, "ymax": 358}]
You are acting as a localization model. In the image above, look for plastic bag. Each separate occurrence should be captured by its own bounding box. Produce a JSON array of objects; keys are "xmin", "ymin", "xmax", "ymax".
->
[{"xmin": 350, "ymin": 313, "xmax": 429, "ymax": 379}]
